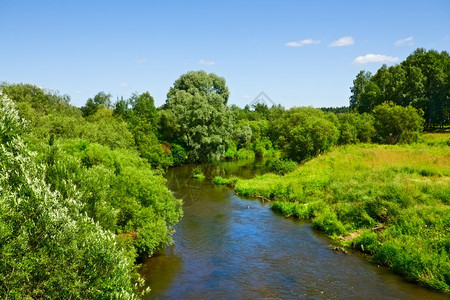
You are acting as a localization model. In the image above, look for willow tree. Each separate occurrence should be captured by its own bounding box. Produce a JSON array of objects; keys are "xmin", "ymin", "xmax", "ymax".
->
[{"xmin": 165, "ymin": 70, "xmax": 233, "ymax": 161}]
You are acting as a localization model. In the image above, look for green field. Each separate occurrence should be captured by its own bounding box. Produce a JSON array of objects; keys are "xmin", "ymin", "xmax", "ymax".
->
[{"xmin": 217, "ymin": 133, "xmax": 450, "ymax": 292}]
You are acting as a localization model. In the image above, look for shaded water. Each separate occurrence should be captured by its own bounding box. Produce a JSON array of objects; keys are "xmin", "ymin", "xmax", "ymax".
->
[{"xmin": 141, "ymin": 160, "xmax": 447, "ymax": 299}]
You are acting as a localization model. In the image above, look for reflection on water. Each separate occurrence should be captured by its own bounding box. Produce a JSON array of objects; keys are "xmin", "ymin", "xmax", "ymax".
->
[{"xmin": 140, "ymin": 160, "xmax": 447, "ymax": 299}]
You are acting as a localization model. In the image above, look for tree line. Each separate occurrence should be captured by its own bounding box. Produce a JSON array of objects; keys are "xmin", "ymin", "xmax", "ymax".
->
[{"xmin": 350, "ymin": 48, "xmax": 450, "ymax": 128}]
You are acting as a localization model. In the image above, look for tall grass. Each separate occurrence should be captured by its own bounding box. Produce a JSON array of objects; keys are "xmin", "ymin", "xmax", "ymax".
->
[{"xmin": 227, "ymin": 133, "xmax": 450, "ymax": 292}]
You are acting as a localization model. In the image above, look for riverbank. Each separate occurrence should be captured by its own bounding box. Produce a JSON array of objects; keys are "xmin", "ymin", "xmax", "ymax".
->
[{"xmin": 214, "ymin": 133, "xmax": 450, "ymax": 292}]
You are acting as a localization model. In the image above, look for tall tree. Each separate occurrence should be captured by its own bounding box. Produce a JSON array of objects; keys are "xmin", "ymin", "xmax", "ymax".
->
[
  {"xmin": 81, "ymin": 91, "xmax": 112, "ymax": 117},
  {"xmin": 166, "ymin": 71, "xmax": 233, "ymax": 161},
  {"xmin": 350, "ymin": 71, "xmax": 373, "ymax": 113},
  {"xmin": 401, "ymin": 48, "xmax": 449, "ymax": 126}
]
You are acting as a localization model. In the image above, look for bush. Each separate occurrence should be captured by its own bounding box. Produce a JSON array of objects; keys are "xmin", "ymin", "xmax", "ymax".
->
[
  {"xmin": 266, "ymin": 158, "xmax": 297, "ymax": 175},
  {"xmin": 282, "ymin": 108, "xmax": 340, "ymax": 162},
  {"xmin": 312, "ymin": 210, "xmax": 348, "ymax": 236},
  {"xmin": 192, "ymin": 166, "xmax": 205, "ymax": 179},
  {"xmin": 354, "ymin": 230, "xmax": 379, "ymax": 254},
  {"xmin": 373, "ymin": 102, "xmax": 424, "ymax": 144},
  {"xmin": 224, "ymin": 143, "xmax": 237, "ymax": 159},
  {"xmin": 213, "ymin": 176, "xmax": 238, "ymax": 186},
  {"xmin": 236, "ymin": 147, "xmax": 255, "ymax": 159},
  {"xmin": 0, "ymin": 94, "xmax": 143, "ymax": 298},
  {"xmin": 170, "ymin": 143, "xmax": 188, "ymax": 166}
]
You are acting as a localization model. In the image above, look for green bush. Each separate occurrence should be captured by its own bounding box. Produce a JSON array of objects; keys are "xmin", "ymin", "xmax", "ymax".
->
[
  {"xmin": 224, "ymin": 143, "xmax": 237, "ymax": 159},
  {"xmin": 266, "ymin": 158, "xmax": 297, "ymax": 175},
  {"xmin": 192, "ymin": 166, "xmax": 205, "ymax": 179},
  {"xmin": 213, "ymin": 176, "xmax": 238, "ymax": 186},
  {"xmin": 236, "ymin": 147, "xmax": 255, "ymax": 159},
  {"xmin": 373, "ymin": 102, "xmax": 424, "ymax": 144},
  {"xmin": 354, "ymin": 230, "xmax": 379, "ymax": 254},
  {"xmin": 170, "ymin": 143, "xmax": 188, "ymax": 166},
  {"xmin": 312, "ymin": 210, "xmax": 348, "ymax": 236},
  {"xmin": 0, "ymin": 94, "xmax": 143, "ymax": 298}
]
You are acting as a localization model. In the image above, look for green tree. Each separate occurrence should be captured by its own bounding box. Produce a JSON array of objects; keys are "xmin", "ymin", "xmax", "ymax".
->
[
  {"xmin": 166, "ymin": 71, "xmax": 233, "ymax": 161},
  {"xmin": 81, "ymin": 91, "xmax": 112, "ymax": 117},
  {"xmin": 272, "ymin": 107, "xmax": 339, "ymax": 162},
  {"xmin": 372, "ymin": 102, "xmax": 424, "ymax": 144},
  {"xmin": 350, "ymin": 48, "xmax": 450, "ymax": 127},
  {"xmin": 114, "ymin": 92, "xmax": 170, "ymax": 169},
  {"xmin": 338, "ymin": 113, "xmax": 375, "ymax": 144},
  {"xmin": 350, "ymin": 71, "xmax": 373, "ymax": 113}
]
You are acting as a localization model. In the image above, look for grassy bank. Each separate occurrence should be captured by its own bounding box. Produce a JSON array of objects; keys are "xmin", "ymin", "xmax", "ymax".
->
[{"xmin": 215, "ymin": 133, "xmax": 450, "ymax": 292}]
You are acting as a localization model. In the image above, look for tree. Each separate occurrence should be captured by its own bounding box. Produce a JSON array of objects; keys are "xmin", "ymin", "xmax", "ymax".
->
[
  {"xmin": 337, "ymin": 113, "xmax": 375, "ymax": 144},
  {"xmin": 349, "ymin": 71, "xmax": 372, "ymax": 113},
  {"xmin": 401, "ymin": 48, "xmax": 447, "ymax": 126},
  {"xmin": 272, "ymin": 107, "xmax": 339, "ymax": 162},
  {"xmin": 114, "ymin": 92, "xmax": 169, "ymax": 169},
  {"xmin": 350, "ymin": 48, "xmax": 450, "ymax": 127},
  {"xmin": 372, "ymin": 102, "xmax": 424, "ymax": 144},
  {"xmin": 81, "ymin": 91, "xmax": 112, "ymax": 117},
  {"xmin": 165, "ymin": 71, "xmax": 233, "ymax": 161}
]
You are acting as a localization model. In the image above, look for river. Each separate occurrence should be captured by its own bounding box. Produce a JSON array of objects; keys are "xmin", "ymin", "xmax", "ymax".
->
[{"xmin": 140, "ymin": 160, "xmax": 447, "ymax": 299}]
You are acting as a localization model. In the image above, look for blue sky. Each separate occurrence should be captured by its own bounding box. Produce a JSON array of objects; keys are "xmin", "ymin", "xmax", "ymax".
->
[{"xmin": 1, "ymin": 0, "xmax": 449, "ymax": 108}]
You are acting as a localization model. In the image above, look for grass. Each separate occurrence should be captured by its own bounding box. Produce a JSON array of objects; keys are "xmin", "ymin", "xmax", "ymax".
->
[
  {"xmin": 192, "ymin": 166, "xmax": 205, "ymax": 179},
  {"xmin": 218, "ymin": 133, "xmax": 450, "ymax": 292}
]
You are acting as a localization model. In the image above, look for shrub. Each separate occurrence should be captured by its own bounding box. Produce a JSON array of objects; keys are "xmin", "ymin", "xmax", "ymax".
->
[
  {"xmin": 170, "ymin": 143, "xmax": 188, "ymax": 166},
  {"xmin": 0, "ymin": 94, "xmax": 142, "ymax": 298},
  {"xmin": 192, "ymin": 166, "xmax": 205, "ymax": 179},
  {"xmin": 236, "ymin": 148, "xmax": 255, "ymax": 159},
  {"xmin": 312, "ymin": 210, "xmax": 347, "ymax": 236},
  {"xmin": 213, "ymin": 176, "xmax": 238, "ymax": 186},
  {"xmin": 354, "ymin": 230, "xmax": 379, "ymax": 254},
  {"xmin": 373, "ymin": 102, "xmax": 424, "ymax": 144},
  {"xmin": 266, "ymin": 158, "xmax": 297, "ymax": 175}
]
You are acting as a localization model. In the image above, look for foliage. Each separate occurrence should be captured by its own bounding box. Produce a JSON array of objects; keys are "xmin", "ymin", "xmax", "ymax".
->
[
  {"xmin": 213, "ymin": 176, "xmax": 238, "ymax": 187},
  {"xmin": 81, "ymin": 91, "xmax": 112, "ymax": 117},
  {"xmin": 1, "ymin": 83, "xmax": 183, "ymax": 254},
  {"xmin": 42, "ymin": 139, "xmax": 183, "ymax": 257},
  {"xmin": 266, "ymin": 158, "xmax": 297, "ymax": 175},
  {"xmin": 337, "ymin": 112, "xmax": 375, "ymax": 144},
  {"xmin": 349, "ymin": 48, "xmax": 450, "ymax": 127},
  {"xmin": 372, "ymin": 102, "xmax": 424, "ymax": 144},
  {"xmin": 192, "ymin": 166, "xmax": 205, "ymax": 179},
  {"xmin": 229, "ymin": 136, "xmax": 450, "ymax": 291},
  {"xmin": 271, "ymin": 107, "xmax": 340, "ymax": 162},
  {"xmin": 0, "ymin": 93, "xmax": 144, "ymax": 298},
  {"xmin": 114, "ymin": 92, "xmax": 170, "ymax": 169},
  {"xmin": 169, "ymin": 143, "xmax": 188, "ymax": 166},
  {"xmin": 165, "ymin": 70, "xmax": 233, "ymax": 162}
]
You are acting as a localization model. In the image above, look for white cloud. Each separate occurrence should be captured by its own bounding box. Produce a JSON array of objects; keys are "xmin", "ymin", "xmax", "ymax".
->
[
  {"xmin": 329, "ymin": 36, "xmax": 354, "ymax": 47},
  {"xmin": 136, "ymin": 58, "xmax": 147, "ymax": 64},
  {"xmin": 119, "ymin": 83, "xmax": 129, "ymax": 87},
  {"xmin": 285, "ymin": 39, "xmax": 321, "ymax": 47},
  {"xmin": 199, "ymin": 60, "xmax": 216, "ymax": 66},
  {"xmin": 394, "ymin": 37, "xmax": 414, "ymax": 47},
  {"xmin": 75, "ymin": 90, "xmax": 83, "ymax": 94},
  {"xmin": 352, "ymin": 54, "xmax": 399, "ymax": 65}
]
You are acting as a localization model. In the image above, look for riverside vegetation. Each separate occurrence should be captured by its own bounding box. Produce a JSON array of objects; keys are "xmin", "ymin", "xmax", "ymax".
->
[
  {"xmin": 216, "ymin": 135, "xmax": 450, "ymax": 292},
  {"xmin": 0, "ymin": 47, "xmax": 449, "ymax": 297}
]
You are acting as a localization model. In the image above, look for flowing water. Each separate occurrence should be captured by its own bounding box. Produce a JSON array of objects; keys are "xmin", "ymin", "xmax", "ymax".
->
[{"xmin": 140, "ymin": 160, "xmax": 447, "ymax": 299}]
